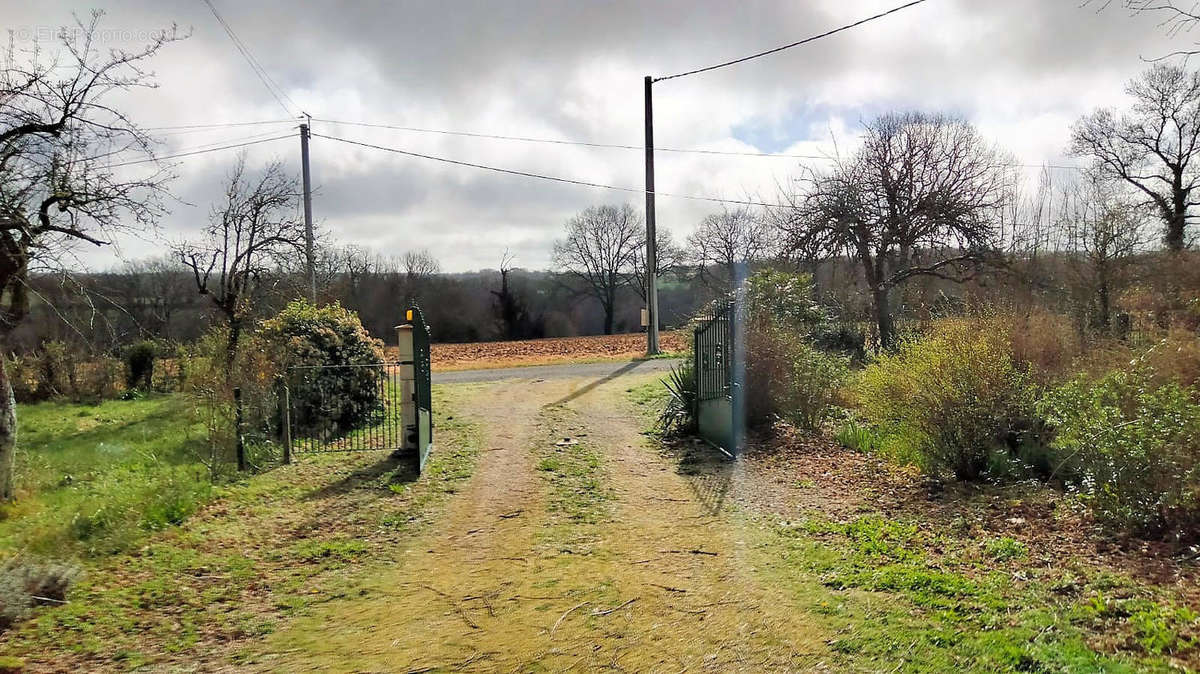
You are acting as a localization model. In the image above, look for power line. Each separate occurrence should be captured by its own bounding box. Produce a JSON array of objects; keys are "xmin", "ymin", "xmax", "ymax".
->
[
  {"xmin": 143, "ymin": 119, "xmax": 294, "ymax": 131},
  {"xmin": 104, "ymin": 134, "xmax": 293, "ymax": 168},
  {"xmin": 313, "ymin": 118, "xmax": 1086, "ymax": 170},
  {"xmin": 201, "ymin": 0, "xmax": 302, "ymax": 118},
  {"xmin": 313, "ymin": 118, "xmax": 833, "ymax": 159},
  {"xmin": 85, "ymin": 128, "xmax": 295, "ymax": 163},
  {"xmin": 655, "ymin": 0, "xmax": 930, "ymax": 82},
  {"xmin": 311, "ymin": 132, "xmax": 795, "ymax": 210}
]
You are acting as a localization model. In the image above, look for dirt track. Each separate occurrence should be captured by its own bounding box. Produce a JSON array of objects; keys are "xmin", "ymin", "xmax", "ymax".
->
[{"xmin": 263, "ymin": 371, "xmax": 825, "ymax": 671}]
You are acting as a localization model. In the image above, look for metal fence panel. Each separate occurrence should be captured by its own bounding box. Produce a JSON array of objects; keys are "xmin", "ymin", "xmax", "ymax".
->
[{"xmin": 284, "ymin": 362, "xmax": 403, "ymax": 454}]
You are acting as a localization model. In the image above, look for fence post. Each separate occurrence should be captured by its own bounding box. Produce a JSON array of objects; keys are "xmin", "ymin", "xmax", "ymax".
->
[
  {"xmin": 234, "ymin": 387, "xmax": 246, "ymax": 472},
  {"xmin": 282, "ymin": 380, "xmax": 292, "ymax": 465}
]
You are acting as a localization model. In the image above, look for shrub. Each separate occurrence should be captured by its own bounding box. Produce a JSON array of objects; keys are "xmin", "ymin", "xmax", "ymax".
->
[
  {"xmin": 854, "ymin": 318, "xmax": 1038, "ymax": 480},
  {"xmin": 6, "ymin": 355, "xmax": 43, "ymax": 403},
  {"xmin": 744, "ymin": 270, "xmax": 826, "ymax": 334},
  {"xmin": 1040, "ymin": 368, "xmax": 1200, "ymax": 541},
  {"xmin": 1008, "ymin": 309, "xmax": 1084, "ymax": 384},
  {"xmin": 739, "ymin": 270, "xmax": 848, "ymax": 430},
  {"xmin": 7, "ymin": 343, "xmax": 124, "ymax": 403},
  {"xmin": 35, "ymin": 340, "xmax": 74, "ymax": 398},
  {"xmin": 123, "ymin": 340, "xmax": 157, "ymax": 390},
  {"xmin": 258, "ymin": 300, "xmax": 386, "ymax": 435},
  {"xmin": 746, "ymin": 323, "xmax": 848, "ymax": 430}
]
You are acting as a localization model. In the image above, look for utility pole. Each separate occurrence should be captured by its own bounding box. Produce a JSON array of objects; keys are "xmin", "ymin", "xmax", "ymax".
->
[
  {"xmin": 299, "ymin": 119, "xmax": 316, "ymax": 302},
  {"xmin": 644, "ymin": 75, "xmax": 660, "ymax": 355}
]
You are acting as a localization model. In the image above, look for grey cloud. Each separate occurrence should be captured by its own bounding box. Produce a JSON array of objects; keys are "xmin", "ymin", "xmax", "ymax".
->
[{"xmin": 10, "ymin": 0, "xmax": 1197, "ymax": 271}]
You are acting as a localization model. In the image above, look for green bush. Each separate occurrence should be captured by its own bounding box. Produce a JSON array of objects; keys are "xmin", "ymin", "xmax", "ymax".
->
[
  {"xmin": 746, "ymin": 323, "xmax": 848, "ymax": 430},
  {"xmin": 1040, "ymin": 368, "xmax": 1200, "ymax": 541},
  {"xmin": 740, "ymin": 270, "xmax": 848, "ymax": 430},
  {"xmin": 258, "ymin": 300, "xmax": 386, "ymax": 435},
  {"xmin": 744, "ymin": 270, "xmax": 827, "ymax": 334},
  {"xmin": 854, "ymin": 318, "xmax": 1038, "ymax": 480},
  {"xmin": 123, "ymin": 340, "xmax": 157, "ymax": 390}
]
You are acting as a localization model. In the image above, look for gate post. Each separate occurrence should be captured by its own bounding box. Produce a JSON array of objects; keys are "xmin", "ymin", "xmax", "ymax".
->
[
  {"xmin": 281, "ymin": 379, "xmax": 292, "ymax": 465},
  {"xmin": 395, "ymin": 322, "xmax": 417, "ymax": 453}
]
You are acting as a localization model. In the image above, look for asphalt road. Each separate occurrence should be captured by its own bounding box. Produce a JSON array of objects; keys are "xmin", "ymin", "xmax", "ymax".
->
[{"xmin": 432, "ymin": 357, "xmax": 681, "ymax": 384}]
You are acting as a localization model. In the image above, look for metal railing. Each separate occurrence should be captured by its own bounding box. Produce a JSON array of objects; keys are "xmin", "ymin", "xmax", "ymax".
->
[{"xmin": 283, "ymin": 362, "xmax": 404, "ymax": 454}]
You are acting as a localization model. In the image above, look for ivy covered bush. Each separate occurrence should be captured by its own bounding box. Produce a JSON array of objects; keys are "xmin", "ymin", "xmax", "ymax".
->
[{"xmin": 258, "ymin": 301, "xmax": 387, "ymax": 435}]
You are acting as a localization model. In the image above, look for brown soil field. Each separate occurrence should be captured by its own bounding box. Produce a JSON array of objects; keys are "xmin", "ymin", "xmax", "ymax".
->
[{"xmin": 387, "ymin": 330, "xmax": 689, "ymax": 371}]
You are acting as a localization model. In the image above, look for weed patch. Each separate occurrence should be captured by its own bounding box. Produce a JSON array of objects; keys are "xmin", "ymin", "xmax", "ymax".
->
[{"xmin": 753, "ymin": 511, "xmax": 1194, "ymax": 671}]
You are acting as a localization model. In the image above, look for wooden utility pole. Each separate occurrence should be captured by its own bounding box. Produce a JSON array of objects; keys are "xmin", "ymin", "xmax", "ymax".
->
[
  {"xmin": 299, "ymin": 120, "xmax": 316, "ymax": 302},
  {"xmin": 644, "ymin": 75, "xmax": 660, "ymax": 355}
]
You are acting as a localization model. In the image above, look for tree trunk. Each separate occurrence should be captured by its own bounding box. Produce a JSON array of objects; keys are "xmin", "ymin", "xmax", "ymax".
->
[
  {"xmin": 0, "ymin": 355, "xmax": 17, "ymax": 502},
  {"xmin": 872, "ymin": 285, "xmax": 895, "ymax": 350},
  {"xmin": 225, "ymin": 320, "xmax": 242, "ymax": 380},
  {"xmin": 1097, "ymin": 276, "xmax": 1111, "ymax": 331},
  {"xmin": 1166, "ymin": 208, "xmax": 1186, "ymax": 253},
  {"xmin": 603, "ymin": 300, "xmax": 615, "ymax": 335}
]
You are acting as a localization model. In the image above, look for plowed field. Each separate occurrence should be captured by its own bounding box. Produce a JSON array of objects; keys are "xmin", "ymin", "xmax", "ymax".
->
[{"xmin": 389, "ymin": 331, "xmax": 688, "ymax": 371}]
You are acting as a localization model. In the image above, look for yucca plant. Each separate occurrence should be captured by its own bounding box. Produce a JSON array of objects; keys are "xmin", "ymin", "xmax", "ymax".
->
[{"xmin": 658, "ymin": 360, "xmax": 697, "ymax": 435}]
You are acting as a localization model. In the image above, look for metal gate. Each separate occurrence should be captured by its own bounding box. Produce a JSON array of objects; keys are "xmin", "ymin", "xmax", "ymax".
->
[
  {"xmin": 408, "ymin": 305, "xmax": 434, "ymax": 471},
  {"xmin": 694, "ymin": 301, "xmax": 743, "ymax": 457},
  {"xmin": 282, "ymin": 362, "xmax": 404, "ymax": 455}
]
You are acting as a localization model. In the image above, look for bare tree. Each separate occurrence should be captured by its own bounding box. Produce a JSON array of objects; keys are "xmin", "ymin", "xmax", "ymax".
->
[
  {"xmin": 400, "ymin": 248, "xmax": 440, "ymax": 307},
  {"xmin": 553, "ymin": 204, "xmax": 642, "ymax": 334},
  {"xmin": 629, "ymin": 227, "xmax": 685, "ymax": 303},
  {"xmin": 1071, "ymin": 64, "xmax": 1200, "ymax": 252},
  {"xmin": 0, "ymin": 15, "xmax": 178, "ymax": 500},
  {"xmin": 687, "ymin": 206, "xmax": 774, "ymax": 291},
  {"xmin": 1097, "ymin": 1, "xmax": 1200, "ymax": 59},
  {"xmin": 782, "ymin": 112, "xmax": 1013, "ymax": 348},
  {"xmin": 176, "ymin": 156, "xmax": 305, "ymax": 373},
  {"xmin": 491, "ymin": 250, "xmax": 536, "ymax": 339},
  {"xmin": 115, "ymin": 256, "xmax": 197, "ymax": 339},
  {"xmin": 1055, "ymin": 174, "xmax": 1151, "ymax": 330}
]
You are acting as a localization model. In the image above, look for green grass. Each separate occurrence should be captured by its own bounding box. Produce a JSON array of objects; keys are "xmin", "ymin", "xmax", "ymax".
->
[
  {"xmin": 0, "ymin": 395, "xmax": 211, "ymax": 558},
  {"xmin": 749, "ymin": 512, "xmax": 1193, "ymax": 672},
  {"xmin": 535, "ymin": 404, "xmax": 612, "ymax": 551},
  {"xmin": 0, "ymin": 384, "xmax": 484, "ymax": 669},
  {"xmin": 626, "ymin": 381, "xmax": 1199, "ymax": 672}
]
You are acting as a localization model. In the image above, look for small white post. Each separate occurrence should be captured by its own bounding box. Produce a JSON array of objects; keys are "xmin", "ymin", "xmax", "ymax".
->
[{"xmin": 395, "ymin": 323, "xmax": 417, "ymax": 452}]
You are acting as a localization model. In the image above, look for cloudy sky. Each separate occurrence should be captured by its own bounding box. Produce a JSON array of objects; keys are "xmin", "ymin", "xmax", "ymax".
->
[{"xmin": 7, "ymin": 0, "xmax": 1197, "ymax": 271}]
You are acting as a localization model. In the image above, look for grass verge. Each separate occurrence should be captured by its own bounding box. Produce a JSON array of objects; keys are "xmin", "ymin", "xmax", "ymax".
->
[
  {"xmin": 747, "ymin": 511, "xmax": 1195, "ymax": 672},
  {"xmin": 0, "ymin": 384, "xmax": 483, "ymax": 670},
  {"xmin": 627, "ymin": 378, "xmax": 1199, "ymax": 672},
  {"xmin": 0, "ymin": 395, "xmax": 211, "ymax": 559}
]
